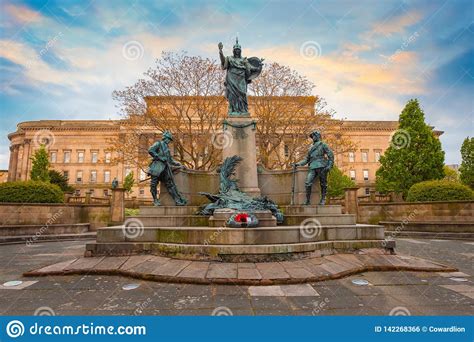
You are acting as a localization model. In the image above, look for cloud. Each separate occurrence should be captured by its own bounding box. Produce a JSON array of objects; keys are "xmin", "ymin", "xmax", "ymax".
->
[
  {"xmin": 3, "ymin": 4, "xmax": 43, "ymax": 24},
  {"xmin": 370, "ymin": 10, "xmax": 423, "ymax": 37}
]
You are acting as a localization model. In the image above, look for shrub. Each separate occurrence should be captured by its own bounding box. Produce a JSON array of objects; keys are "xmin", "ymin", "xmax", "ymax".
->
[
  {"xmin": 0, "ymin": 181, "xmax": 64, "ymax": 203},
  {"xmin": 406, "ymin": 180, "xmax": 474, "ymax": 202}
]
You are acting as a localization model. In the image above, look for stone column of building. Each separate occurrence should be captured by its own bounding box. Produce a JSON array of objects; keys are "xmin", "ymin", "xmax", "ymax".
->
[
  {"xmin": 20, "ymin": 139, "xmax": 31, "ymax": 181},
  {"xmin": 8, "ymin": 145, "xmax": 19, "ymax": 182}
]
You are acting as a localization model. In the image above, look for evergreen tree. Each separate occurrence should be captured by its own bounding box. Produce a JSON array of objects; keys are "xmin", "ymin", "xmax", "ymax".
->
[
  {"xmin": 49, "ymin": 169, "xmax": 74, "ymax": 192},
  {"xmin": 30, "ymin": 145, "xmax": 50, "ymax": 182},
  {"xmin": 123, "ymin": 171, "xmax": 135, "ymax": 195},
  {"xmin": 376, "ymin": 99, "xmax": 444, "ymax": 197},
  {"xmin": 459, "ymin": 137, "xmax": 473, "ymax": 189},
  {"xmin": 327, "ymin": 166, "xmax": 356, "ymax": 197}
]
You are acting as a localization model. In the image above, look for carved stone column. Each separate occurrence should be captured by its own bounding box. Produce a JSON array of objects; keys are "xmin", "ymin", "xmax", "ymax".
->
[
  {"xmin": 20, "ymin": 139, "xmax": 31, "ymax": 181},
  {"xmin": 8, "ymin": 145, "xmax": 19, "ymax": 182}
]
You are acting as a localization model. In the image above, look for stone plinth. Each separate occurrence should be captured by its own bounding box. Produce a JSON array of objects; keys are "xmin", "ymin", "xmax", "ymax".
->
[
  {"xmin": 222, "ymin": 116, "xmax": 260, "ymax": 197},
  {"xmin": 110, "ymin": 188, "xmax": 125, "ymax": 224},
  {"xmin": 208, "ymin": 208, "xmax": 277, "ymax": 227}
]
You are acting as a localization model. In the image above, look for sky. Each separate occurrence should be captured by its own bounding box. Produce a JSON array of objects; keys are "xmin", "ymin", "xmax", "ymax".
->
[{"xmin": 0, "ymin": 0, "xmax": 473, "ymax": 169}]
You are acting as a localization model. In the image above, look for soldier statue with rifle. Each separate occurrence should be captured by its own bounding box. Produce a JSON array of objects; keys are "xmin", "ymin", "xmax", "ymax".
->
[
  {"xmin": 147, "ymin": 131, "xmax": 187, "ymax": 206},
  {"xmin": 292, "ymin": 130, "xmax": 334, "ymax": 205}
]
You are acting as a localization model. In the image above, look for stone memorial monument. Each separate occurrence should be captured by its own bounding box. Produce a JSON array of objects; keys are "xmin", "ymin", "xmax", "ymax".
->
[{"xmin": 219, "ymin": 39, "xmax": 264, "ymax": 197}]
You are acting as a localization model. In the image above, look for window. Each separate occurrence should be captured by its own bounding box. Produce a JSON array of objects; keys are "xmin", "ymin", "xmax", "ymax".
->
[
  {"xmin": 361, "ymin": 150, "xmax": 368, "ymax": 163},
  {"xmin": 63, "ymin": 171, "xmax": 69, "ymax": 180},
  {"xmin": 103, "ymin": 189, "xmax": 109, "ymax": 196},
  {"xmin": 91, "ymin": 151, "xmax": 98, "ymax": 163},
  {"xmin": 139, "ymin": 188, "xmax": 145, "ymax": 195},
  {"xmin": 125, "ymin": 167, "xmax": 132, "ymax": 176},
  {"xmin": 90, "ymin": 170, "xmax": 97, "ymax": 183},
  {"xmin": 349, "ymin": 170, "xmax": 356, "ymax": 180},
  {"xmin": 348, "ymin": 152, "xmax": 355, "ymax": 163},
  {"xmin": 63, "ymin": 151, "xmax": 71, "ymax": 163},
  {"xmin": 77, "ymin": 151, "xmax": 85, "ymax": 163},
  {"xmin": 375, "ymin": 150, "xmax": 381, "ymax": 162},
  {"xmin": 89, "ymin": 189, "xmax": 95, "ymax": 196},
  {"xmin": 105, "ymin": 152, "xmax": 111, "ymax": 163},
  {"xmin": 284, "ymin": 144, "xmax": 289, "ymax": 157},
  {"xmin": 365, "ymin": 188, "xmax": 370, "ymax": 195},
  {"xmin": 74, "ymin": 189, "xmax": 81, "ymax": 196},
  {"xmin": 104, "ymin": 171, "xmax": 111, "ymax": 183},
  {"xmin": 76, "ymin": 171, "xmax": 83, "ymax": 183},
  {"xmin": 50, "ymin": 151, "xmax": 57, "ymax": 163},
  {"xmin": 139, "ymin": 169, "xmax": 147, "ymax": 181},
  {"xmin": 363, "ymin": 169, "xmax": 369, "ymax": 181}
]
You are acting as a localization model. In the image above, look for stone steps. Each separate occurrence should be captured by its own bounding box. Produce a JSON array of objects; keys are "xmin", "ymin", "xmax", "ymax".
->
[
  {"xmin": 283, "ymin": 214, "xmax": 356, "ymax": 225},
  {"xmin": 0, "ymin": 232, "xmax": 96, "ymax": 244},
  {"xmin": 139, "ymin": 206, "xmax": 201, "ymax": 216},
  {"xmin": 0, "ymin": 223, "xmax": 90, "ymax": 236},
  {"xmin": 385, "ymin": 231, "xmax": 474, "ymax": 240},
  {"xmin": 128, "ymin": 215, "xmax": 209, "ymax": 227},
  {"xmin": 280, "ymin": 205, "xmax": 342, "ymax": 215},
  {"xmin": 381, "ymin": 221, "xmax": 474, "ymax": 232},
  {"xmin": 86, "ymin": 239, "xmax": 388, "ymax": 260},
  {"xmin": 96, "ymin": 224, "xmax": 384, "ymax": 244}
]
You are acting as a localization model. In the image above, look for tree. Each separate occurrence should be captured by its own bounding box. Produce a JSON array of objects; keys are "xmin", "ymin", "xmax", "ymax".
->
[
  {"xmin": 375, "ymin": 99, "xmax": 445, "ymax": 197},
  {"xmin": 111, "ymin": 52, "xmax": 355, "ymax": 171},
  {"xmin": 49, "ymin": 170, "xmax": 74, "ymax": 193},
  {"xmin": 443, "ymin": 165, "xmax": 459, "ymax": 182},
  {"xmin": 30, "ymin": 145, "xmax": 50, "ymax": 182},
  {"xmin": 327, "ymin": 166, "xmax": 355, "ymax": 198},
  {"xmin": 459, "ymin": 137, "xmax": 473, "ymax": 189},
  {"xmin": 123, "ymin": 171, "xmax": 135, "ymax": 195}
]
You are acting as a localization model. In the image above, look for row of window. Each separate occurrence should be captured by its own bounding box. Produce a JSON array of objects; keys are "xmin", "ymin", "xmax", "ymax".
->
[
  {"xmin": 68, "ymin": 169, "xmax": 147, "ymax": 184},
  {"xmin": 50, "ymin": 150, "xmax": 112, "ymax": 164},
  {"xmin": 349, "ymin": 169, "xmax": 370, "ymax": 181},
  {"xmin": 348, "ymin": 150, "xmax": 381, "ymax": 163}
]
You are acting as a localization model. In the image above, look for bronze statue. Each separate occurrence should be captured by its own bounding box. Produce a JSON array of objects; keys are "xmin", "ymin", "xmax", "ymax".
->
[
  {"xmin": 147, "ymin": 131, "xmax": 187, "ymax": 206},
  {"xmin": 218, "ymin": 38, "xmax": 263, "ymax": 116},
  {"xmin": 293, "ymin": 130, "xmax": 334, "ymax": 205}
]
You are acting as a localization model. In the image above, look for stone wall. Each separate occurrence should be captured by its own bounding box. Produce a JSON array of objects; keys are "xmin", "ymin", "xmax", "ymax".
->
[
  {"xmin": 358, "ymin": 200, "xmax": 474, "ymax": 224},
  {"xmin": 0, "ymin": 203, "xmax": 110, "ymax": 230}
]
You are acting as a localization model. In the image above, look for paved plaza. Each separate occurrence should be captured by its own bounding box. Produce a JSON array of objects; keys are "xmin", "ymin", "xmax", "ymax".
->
[{"xmin": 0, "ymin": 239, "xmax": 472, "ymax": 316}]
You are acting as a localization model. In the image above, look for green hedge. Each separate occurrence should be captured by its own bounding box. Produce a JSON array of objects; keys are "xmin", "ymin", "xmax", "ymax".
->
[
  {"xmin": 407, "ymin": 180, "xmax": 474, "ymax": 202},
  {"xmin": 0, "ymin": 181, "xmax": 64, "ymax": 203}
]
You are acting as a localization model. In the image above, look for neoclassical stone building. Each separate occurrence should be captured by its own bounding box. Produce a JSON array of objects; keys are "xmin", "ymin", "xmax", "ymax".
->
[{"xmin": 7, "ymin": 96, "xmax": 442, "ymax": 197}]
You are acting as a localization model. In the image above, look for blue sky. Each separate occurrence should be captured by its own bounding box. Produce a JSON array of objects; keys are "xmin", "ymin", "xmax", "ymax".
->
[{"xmin": 0, "ymin": 0, "xmax": 472, "ymax": 169}]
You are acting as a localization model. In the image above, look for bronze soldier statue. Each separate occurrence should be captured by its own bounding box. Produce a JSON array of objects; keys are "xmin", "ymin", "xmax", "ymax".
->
[
  {"xmin": 293, "ymin": 130, "xmax": 334, "ymax": 205},
  {"xmin": 147, "ymin": 131, "xmax": 187, "ymax": 206}
]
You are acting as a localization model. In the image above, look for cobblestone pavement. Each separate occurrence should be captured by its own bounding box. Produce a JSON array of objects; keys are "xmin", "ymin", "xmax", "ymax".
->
[{"xmin": 0, "ymin": 238, "xmax": 473, "ymax": 316}]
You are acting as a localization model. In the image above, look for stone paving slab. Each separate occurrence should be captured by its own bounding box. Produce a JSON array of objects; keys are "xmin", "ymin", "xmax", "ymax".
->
[{"xmin": 23, "ymin": 251, "xmax": 457, "ymax": 286}]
